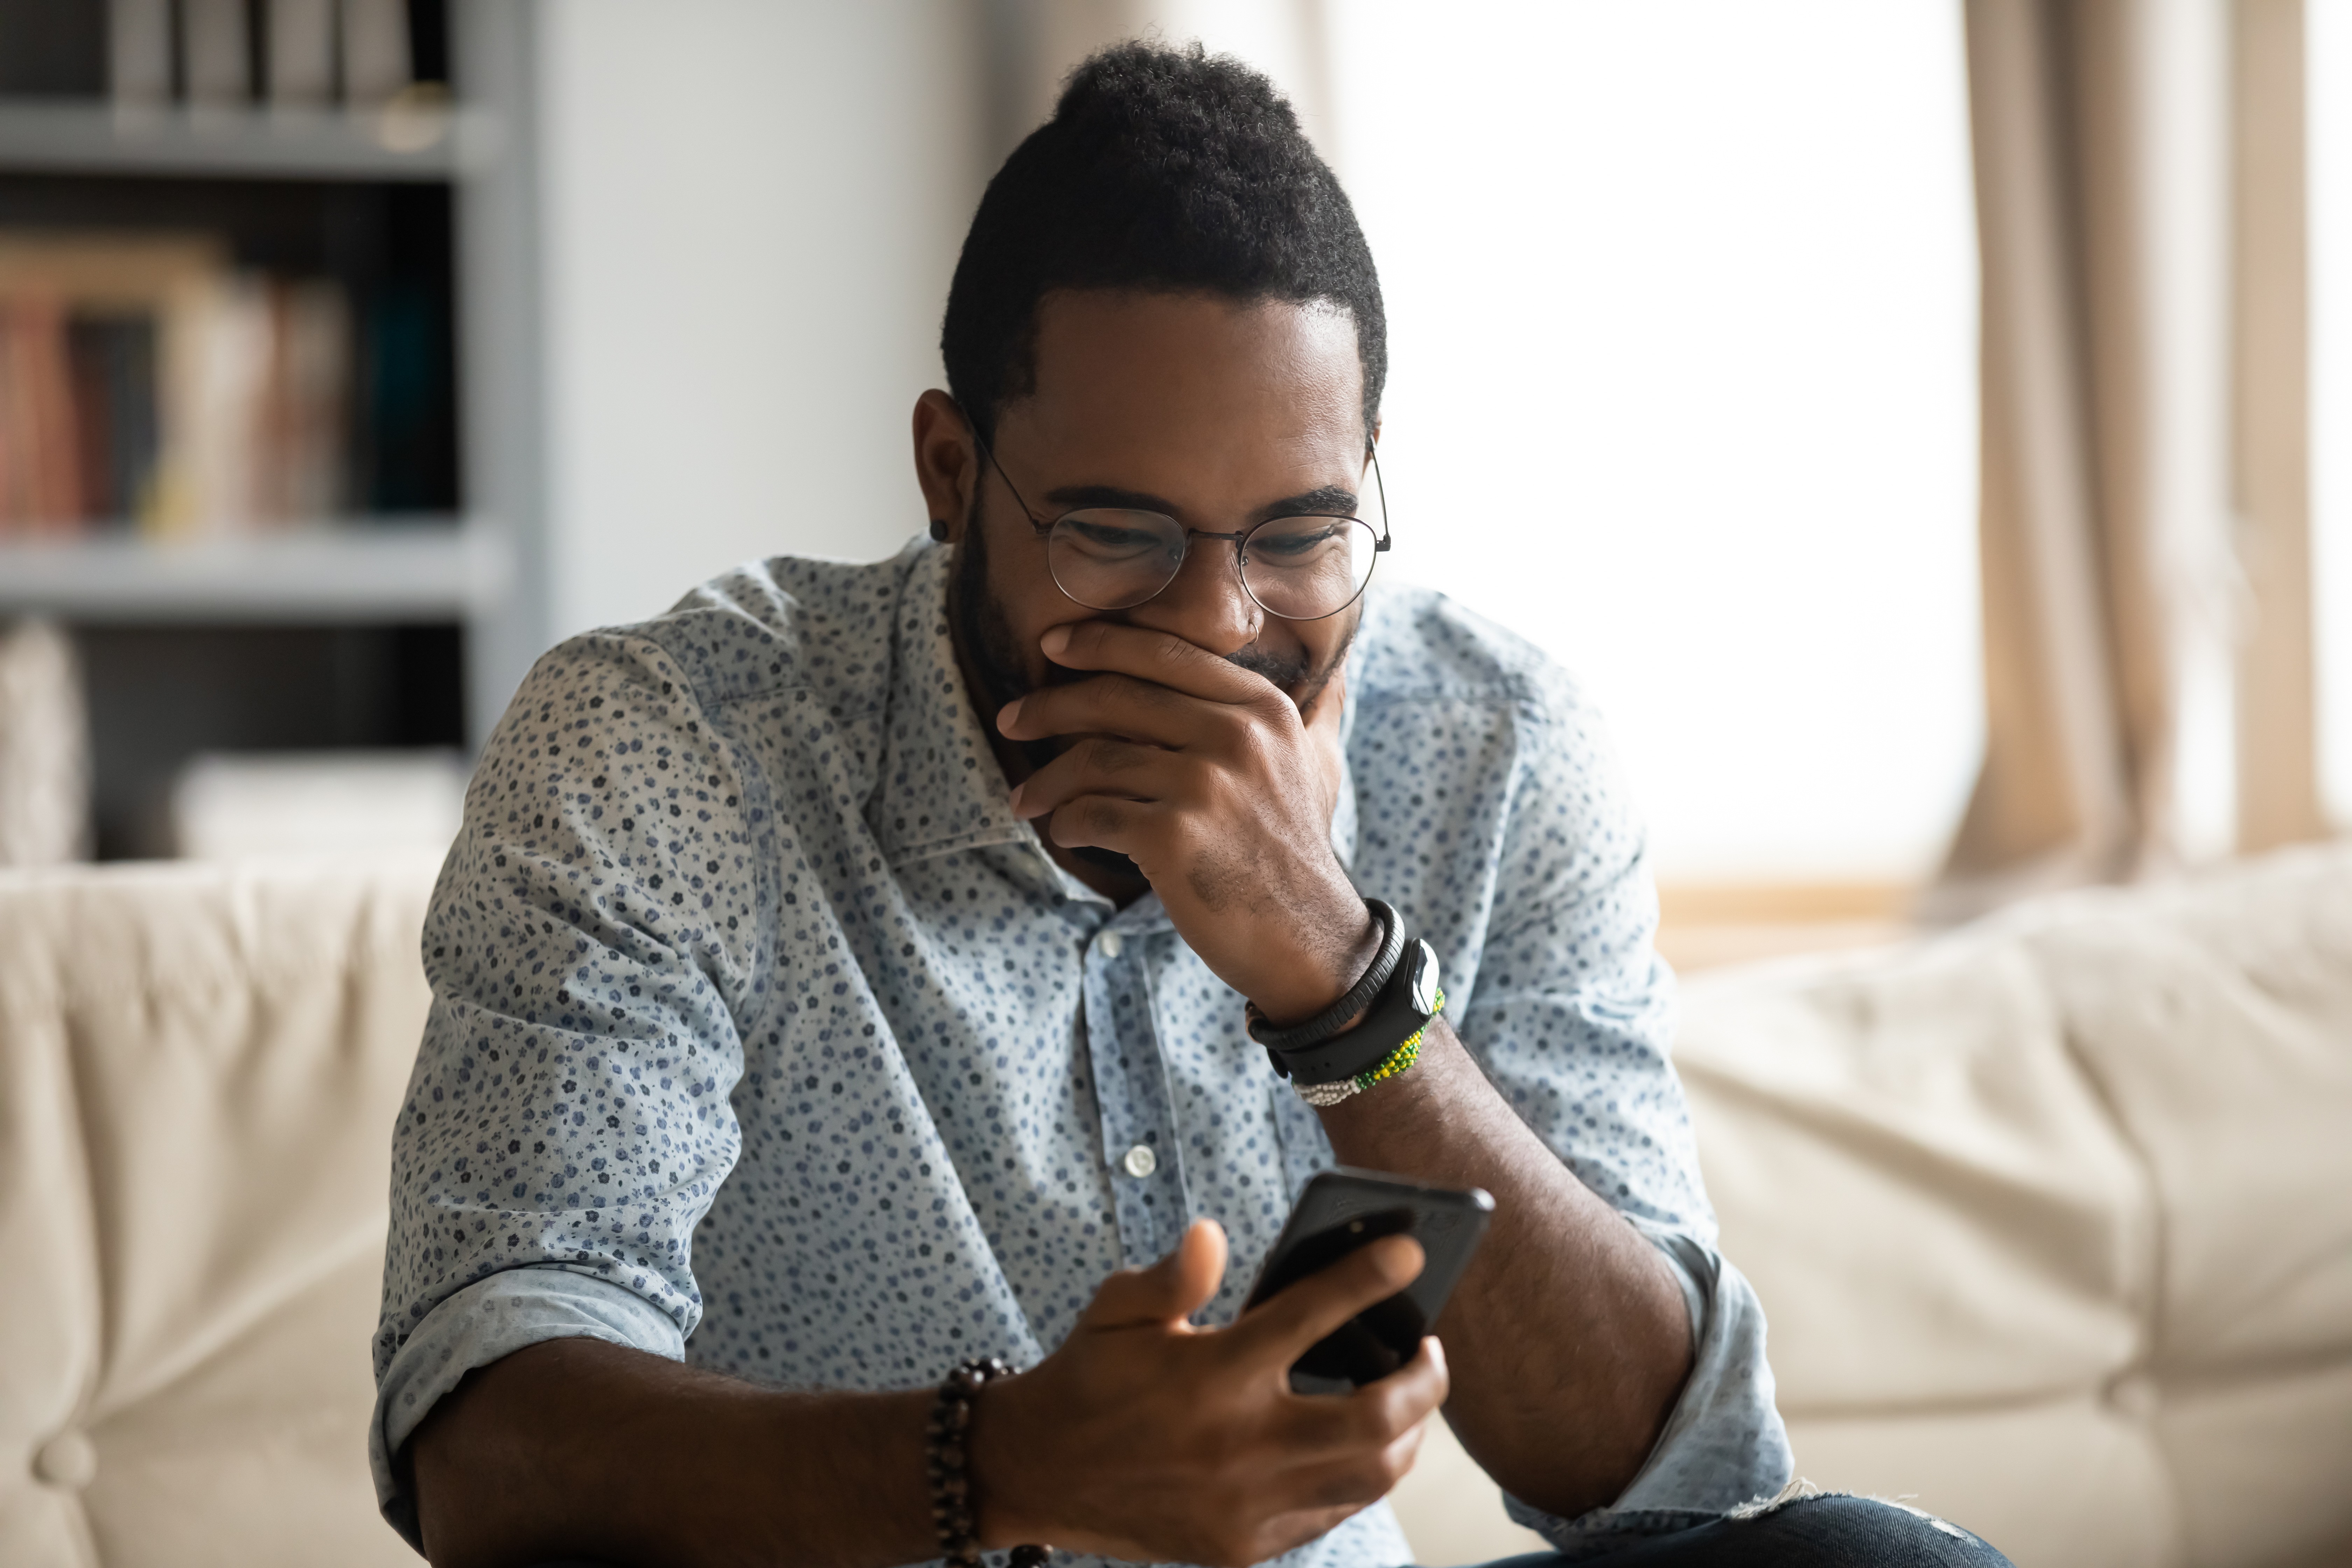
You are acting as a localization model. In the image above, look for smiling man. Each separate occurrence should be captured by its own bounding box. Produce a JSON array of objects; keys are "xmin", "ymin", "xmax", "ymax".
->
[{"xmin": 373, "ymin": 42, "xmax": 2007, "ymax": 1568}]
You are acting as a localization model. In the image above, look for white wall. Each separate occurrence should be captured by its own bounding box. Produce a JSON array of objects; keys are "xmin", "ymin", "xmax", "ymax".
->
[{"xmin": 538, "ymin": 0, "xmax": 986, "ymax": 639}]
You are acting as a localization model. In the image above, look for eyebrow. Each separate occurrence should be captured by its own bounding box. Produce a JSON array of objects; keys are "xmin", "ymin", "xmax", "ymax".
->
[{"xmin": 1039, "ymin": 481, "xmax": 1362, "ymax": 523}]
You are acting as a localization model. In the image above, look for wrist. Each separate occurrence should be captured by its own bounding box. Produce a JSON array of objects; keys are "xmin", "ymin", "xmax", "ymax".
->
[
  {"xmin": 965, "ymin": 1362, "xmax": 1046, "ymax": 1550},
  {"xmin": 1248, "ymin": 901, "xmax": 1385, "ymax": 1026}
]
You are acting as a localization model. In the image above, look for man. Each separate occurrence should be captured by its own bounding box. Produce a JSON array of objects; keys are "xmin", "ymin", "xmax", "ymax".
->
[{"xmin": 376, "ymin": 42, "xmax": 2008, "ymax": 1568}]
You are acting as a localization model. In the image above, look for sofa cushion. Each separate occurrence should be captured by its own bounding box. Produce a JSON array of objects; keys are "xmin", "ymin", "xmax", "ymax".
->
[
  {"xmin": 2029, "ymin": 850, "xmax": 2352, "ymax": 1376},
  {"xmin": 1678, "ymin": 842, "xmax": 2352, "ymax": 1568},
  {"xmin": 1675, "ymin": 934, "xmax": 2151, "ymax": 1409},
  {"xmin": 0, "ymin": 855, "xmax": 440, "ymax": 1568}
]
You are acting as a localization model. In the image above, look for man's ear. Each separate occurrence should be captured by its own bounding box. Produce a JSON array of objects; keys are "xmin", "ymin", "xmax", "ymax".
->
[{"xmin": 911, "ymin": 389, "xmax": 977, "ymax": 544}]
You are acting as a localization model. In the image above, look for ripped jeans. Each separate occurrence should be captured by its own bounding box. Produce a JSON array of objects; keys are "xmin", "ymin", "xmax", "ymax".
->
[
  {"xmin": 1508, "ymin": 1492, "xmax": 2016, "ymax": 1565},
  {"xmin": 527, "ymin": 1493, "xmax": 2015, "ymax": 1568}
]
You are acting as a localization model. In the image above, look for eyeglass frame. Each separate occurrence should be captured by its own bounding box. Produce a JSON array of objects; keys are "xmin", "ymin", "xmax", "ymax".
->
[{"xmin": 970, "ymin": 433, "xmax": 1392, "ymax": 622}]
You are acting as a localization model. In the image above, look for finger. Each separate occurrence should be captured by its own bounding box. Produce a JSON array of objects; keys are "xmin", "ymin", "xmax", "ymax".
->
[
  {"xmin": 1084, "ymin": 1217, "xmax": 1227, "ymax": 1329},
  {"xmin": 1229, "ymin": 1234, "xmax": 1426, "ymax": 1368},
  {"xmin": 1011, "ymin": 738, "xmax": 1185, "ymax": 821},
  {"xmin": 1041, "ymin": 793, "xmax": 1154, "ymax": 858},
  {"xmin": 1300, "ymin": 662, "xmax": 1348, "ymax": 733},
  {"xmin": 1279, "ymin": 1334, "xmax": 1449, "ymax": 1454},
  {"xmin": 1270, "ymin": 1416, "xmax": 1431, "ymax": 1510},
  {"xmin": 998, "ymin": 673, "xmax": 1219, "ymax": 749},
  {"xmin": 1042, "ymin": 621, "xmax": 1282, "ymax": 708}
]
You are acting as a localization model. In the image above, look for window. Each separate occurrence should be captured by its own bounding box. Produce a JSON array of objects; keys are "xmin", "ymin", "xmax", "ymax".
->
[{"xmin": 1324, "ymin": 2, "xmax": 1980, "ymax": 884}]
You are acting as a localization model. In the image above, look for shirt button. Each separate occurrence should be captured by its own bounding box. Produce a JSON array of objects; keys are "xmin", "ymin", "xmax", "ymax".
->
[
  {"xmin": 1098, "ymin": 931, "xmax": 1124, "ymax": 959},
  {"xmin": 1121, "ymin": 1143, "xmax": 1157, "ymax": 1178}
]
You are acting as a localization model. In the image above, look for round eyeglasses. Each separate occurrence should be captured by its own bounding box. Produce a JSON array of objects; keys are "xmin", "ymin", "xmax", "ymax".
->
[{"xmin": 975, "ymin": 438, "xmax": 1391, "ymax": 622}]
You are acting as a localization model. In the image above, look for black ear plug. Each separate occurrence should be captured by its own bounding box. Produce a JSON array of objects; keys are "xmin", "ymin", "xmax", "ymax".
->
[{"xmin": 929, "ymin": 519, "xmax": 951, "ymax": 542}]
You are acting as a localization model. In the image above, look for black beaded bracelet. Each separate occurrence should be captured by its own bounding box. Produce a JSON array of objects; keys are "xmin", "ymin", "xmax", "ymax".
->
[{"xmin": 925, "ymin": 1356, "xmax": 1050, "ymax": 1568}]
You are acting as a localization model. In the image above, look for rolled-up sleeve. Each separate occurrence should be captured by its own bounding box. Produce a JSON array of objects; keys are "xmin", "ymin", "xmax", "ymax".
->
[
  {"xmin": 371, "ymin": 629, "xmax": 776, "ymax": 1535},
  {"xmin": 1452, "ymin": 674, "xmax": 1793, "ymax": 1552},
  {"xmin": 1500, "ymin": 1229, "xmax": 1790, "ymax": 1556},
  {"xmin": 370, "ymin": 1267, "xmax": 685, "ymax": 1547}
]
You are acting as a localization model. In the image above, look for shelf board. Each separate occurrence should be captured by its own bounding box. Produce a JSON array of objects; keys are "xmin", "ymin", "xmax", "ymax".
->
[
  {"xmin": 0, "ymin": 522, "xmax": 514, "ymax": 622},
  {"xmin": 0, "ymin": 100, "xmax": 495, "ymax": 182}
]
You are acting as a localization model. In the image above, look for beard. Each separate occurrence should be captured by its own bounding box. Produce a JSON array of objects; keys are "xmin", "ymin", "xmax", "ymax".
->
[{"xmin": 947, "ymin": 509, "xmax": 1350, "ymax": 881}]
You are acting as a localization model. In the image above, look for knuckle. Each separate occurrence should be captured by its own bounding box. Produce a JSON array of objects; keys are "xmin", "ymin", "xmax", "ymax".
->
[
  {"xmin": 1357, "ymin": 1385, "xmax": 1409, "ymax": 1442},
  {"xmin": 1314, "ymin": 1463, "xmax": 1385, "ymax": 1508},
  {"xmin": 1227, "ymin": 718, "xmax": 1278, "ymax": 772}
]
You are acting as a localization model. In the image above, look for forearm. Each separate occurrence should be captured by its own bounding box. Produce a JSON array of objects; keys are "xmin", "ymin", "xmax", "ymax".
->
[
  {"xmin": 407, "ymin": 1337, "xmax": 934, "ymax": 1568},
  {"xmin": 1314, "ymin": 1017, "xmax": 1693, "ymax": 1517}
]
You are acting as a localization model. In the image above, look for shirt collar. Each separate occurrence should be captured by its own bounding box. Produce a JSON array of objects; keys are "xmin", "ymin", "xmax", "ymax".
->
[{"xmin": 868, "ymin": 544, "xmax": 1031, "ymax": 868}]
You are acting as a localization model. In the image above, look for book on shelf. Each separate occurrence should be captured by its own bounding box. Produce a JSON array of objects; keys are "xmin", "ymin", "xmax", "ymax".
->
[
  {"xmin": 0, "ymin": 0, "xmax": 434, "ymax": 111},
  {"xmin": 266, "ymin": 0, "xmax": 338, "ymax": 111},
  {"xmin": 0, "ymin": 233, "xmax": 356, "ymax": 541}
]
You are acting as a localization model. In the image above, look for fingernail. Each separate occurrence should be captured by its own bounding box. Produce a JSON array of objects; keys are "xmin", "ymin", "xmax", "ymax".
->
[
  {"xmin": 1007, "ymin": 782, "xmax": 1025, "ymax": 814},
  {"xmin": 1040, "ymin": 624, "xmax": 1071, "ymax": 656},
  {"xmin": 997, "ymin": 697, "xmax": 1023, "ymax": 733}
]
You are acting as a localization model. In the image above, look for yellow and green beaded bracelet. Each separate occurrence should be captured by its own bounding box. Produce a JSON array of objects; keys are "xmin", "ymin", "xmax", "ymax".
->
[{"xmin": 1295, "ymin": 989, "xmax": 1443, "ymax": 1108}]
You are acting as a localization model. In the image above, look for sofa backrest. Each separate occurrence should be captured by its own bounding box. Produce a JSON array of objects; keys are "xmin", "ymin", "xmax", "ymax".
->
[
  {"xmin": 0, "ymin": 854, "xmax": 441, "ymax": 1568},
  {"xmin": 1676, "ymin": 841, "xmax": 2352, "ymax": 1568},
  {"xmin": 6, "ymin": 844, "xmax": 2346, "ymax": 1568}
]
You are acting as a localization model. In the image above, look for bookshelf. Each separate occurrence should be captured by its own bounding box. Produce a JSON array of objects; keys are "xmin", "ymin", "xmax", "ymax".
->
[
  {"xmin": 0, "ymin": 1, "xmax": 545, "ymax": 856},
  {"xmin": 0, "ymin": 522, "xmax": 511, "ymax": 620},
  {"xmin": 0, "ymin": 99, "xmax": 490, "ymax": 181}
]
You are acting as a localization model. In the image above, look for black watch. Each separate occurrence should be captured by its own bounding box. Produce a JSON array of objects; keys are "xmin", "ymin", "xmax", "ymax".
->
[{"xmin": 1266, "ymin": 936, "xmax": 1442, "ymax": 1086}]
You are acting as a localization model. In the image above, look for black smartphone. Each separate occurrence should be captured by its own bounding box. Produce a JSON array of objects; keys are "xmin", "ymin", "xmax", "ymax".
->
[{"xmin": 1240, "ymin": 1166, "xmax": 1494, "ymax": 1394}]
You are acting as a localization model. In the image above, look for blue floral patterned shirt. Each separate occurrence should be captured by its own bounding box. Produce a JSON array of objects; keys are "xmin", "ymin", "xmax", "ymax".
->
[{"xmin": 372, "ymin": 538, "xmax": 1790, "ymax": 1561}]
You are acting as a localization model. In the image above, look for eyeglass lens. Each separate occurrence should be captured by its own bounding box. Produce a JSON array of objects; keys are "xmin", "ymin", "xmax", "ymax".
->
[{"xmin": 1047, "ymin": 511, "xmax": 1380, "ymax": 620}]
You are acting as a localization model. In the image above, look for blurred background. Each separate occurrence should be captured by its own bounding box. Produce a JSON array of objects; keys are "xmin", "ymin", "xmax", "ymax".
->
[{"xmin": 0, "ymin": 0, "xmax": 2343, "ymax": 966}]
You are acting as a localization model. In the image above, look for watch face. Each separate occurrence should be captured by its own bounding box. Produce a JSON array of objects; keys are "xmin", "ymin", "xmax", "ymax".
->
[{"xmin": 1408, "ymin": 939, "xmax": 1440, "ymax": 1014}]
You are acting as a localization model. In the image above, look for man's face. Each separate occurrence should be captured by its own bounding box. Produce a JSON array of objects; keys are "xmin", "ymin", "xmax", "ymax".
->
[{"xmin": 943, "ymin": 291, "xmax": 1372, "ymax": 752}]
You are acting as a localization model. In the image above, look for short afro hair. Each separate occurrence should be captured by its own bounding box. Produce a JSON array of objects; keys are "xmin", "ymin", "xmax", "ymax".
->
[{"xmin": 941, "ymin": 40, "xmax": 1384, "ymax": 448}]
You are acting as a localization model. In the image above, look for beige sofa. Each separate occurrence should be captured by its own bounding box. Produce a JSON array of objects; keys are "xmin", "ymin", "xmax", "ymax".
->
[{"xmin": 3, "ymin": 845, "xmax": 2347, "ymax": 1568}]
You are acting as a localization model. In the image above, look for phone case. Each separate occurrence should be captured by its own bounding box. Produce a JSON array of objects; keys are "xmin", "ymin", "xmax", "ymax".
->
[{"xmin": 1241, "ymin": 1166, "xmax": 1494, "ymax": 1394}]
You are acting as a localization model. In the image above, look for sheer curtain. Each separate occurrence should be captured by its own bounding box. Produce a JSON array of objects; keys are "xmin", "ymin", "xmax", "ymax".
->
[
  {"xmin": 2317, "ymin": 0, "xmax": 2352, "ymax": 830},
  {"xmin": 1938, "ymin": 0, "xmax": 2328, "ymax": 916}
]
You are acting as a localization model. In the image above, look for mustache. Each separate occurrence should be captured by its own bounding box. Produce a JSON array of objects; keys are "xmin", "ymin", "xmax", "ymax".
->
[{"xmin": 1222, "ymin": 642, "xmax": 1314, "ymax": 690}]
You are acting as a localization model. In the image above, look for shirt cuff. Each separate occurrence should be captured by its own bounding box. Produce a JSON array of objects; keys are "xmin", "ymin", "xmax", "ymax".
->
[
  {"xmin": 370, "ymin": 1265, "xmax": 687, "ymax": 1550},
  {"xmin": 1501, "ymin": 1223, "xmax": 1794, "ymax": 1559}
]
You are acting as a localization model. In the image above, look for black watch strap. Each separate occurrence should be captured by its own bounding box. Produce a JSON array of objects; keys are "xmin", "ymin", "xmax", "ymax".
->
[
  {"xmin": 1272, "ymin": 937, "xmax": 1441, "ymax": 1085},
  {"xmin": 1245, "ymin": 899, "xmax": 1405, "ymax": 1052}
]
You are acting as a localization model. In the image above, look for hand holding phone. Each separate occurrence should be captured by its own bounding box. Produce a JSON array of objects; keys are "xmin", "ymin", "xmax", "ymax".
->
[{"xmin": 1242, "ymin": 1167, "xmax": 1494, "ymax": 1394}]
